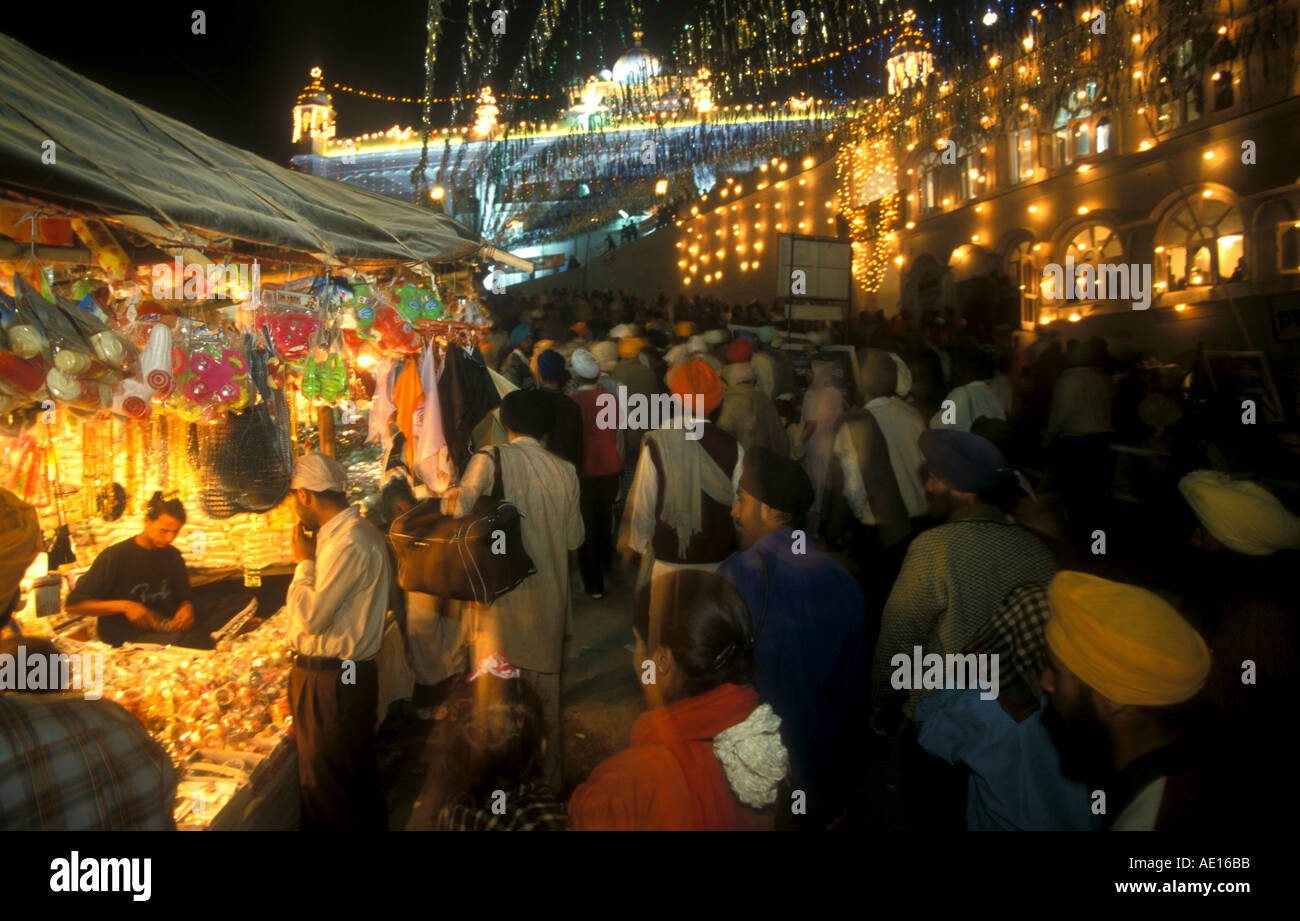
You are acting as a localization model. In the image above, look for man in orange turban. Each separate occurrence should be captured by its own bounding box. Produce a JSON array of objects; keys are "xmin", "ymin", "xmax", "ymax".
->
[
  {"xmin": 1039, "ymin": 571, "xmax": 1214, "ymax": 830},
  {"xmin": 667, "ymin": 358, "xmax": 723, "ymax": 416}
]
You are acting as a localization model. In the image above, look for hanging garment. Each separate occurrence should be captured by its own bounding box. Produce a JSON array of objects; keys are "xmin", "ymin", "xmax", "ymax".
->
[
  {"xmin": 392, "ymin": 357, "xmax": 424, "ymax": 469},
  {"xmin": 412, "ymin": 342, "xmax": 454, "ymax": 492},
  {"xmin": 437, "ymin": 345, "xmax": 501, "ymax": 475},
  {"xmin": 366, "ymin": 358, "xmax": 399, "ymax": 450}
]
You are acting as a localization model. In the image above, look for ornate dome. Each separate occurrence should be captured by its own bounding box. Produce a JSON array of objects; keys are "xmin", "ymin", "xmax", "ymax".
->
[
  {"xmin": 611, "ymin": 48, "xmax": 661, "ymax": 85},
  {"xmin": 611, "ymin": 30, "xmax": 661, "ymax": 85}
]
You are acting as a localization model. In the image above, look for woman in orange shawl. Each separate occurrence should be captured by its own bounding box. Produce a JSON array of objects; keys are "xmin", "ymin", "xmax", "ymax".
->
[{"xmin": 569, "ymin": 571, "xmax": 788, "ymax": 830}]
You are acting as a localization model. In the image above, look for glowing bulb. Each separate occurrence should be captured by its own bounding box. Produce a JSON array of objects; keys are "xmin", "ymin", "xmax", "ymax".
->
[{"xmin": 1077, "ymin": 206, "xmax": 1089, "ymax": 215}]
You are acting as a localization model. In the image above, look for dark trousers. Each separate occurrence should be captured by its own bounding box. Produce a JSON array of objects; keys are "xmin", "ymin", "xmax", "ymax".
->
[
  {"xmin": 1052, "ymin": 433, "xmax": 1115, "ymax": 544},
  {"xmin": 901, "ymin": 722, "xmax": 967, "ymax": 832},
  {"xmin": 289, "ymin": 659, "xmax": 386, "ymax": 830},
  {"xmin": 578, "ymin": 473, "xmax": 621, "ymax": 595}
]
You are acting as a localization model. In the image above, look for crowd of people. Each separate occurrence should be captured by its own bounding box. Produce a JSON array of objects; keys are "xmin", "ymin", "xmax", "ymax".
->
[{"xmin": 2, "ymin": 286, "xmax": 1297, "ymax": 831}]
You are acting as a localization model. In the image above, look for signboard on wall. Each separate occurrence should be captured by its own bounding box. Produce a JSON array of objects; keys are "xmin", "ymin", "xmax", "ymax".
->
[
  {"xmin": 1270, "ymin": 293, "xmax": 1300, "ymax": 341},
  {"xmin": 778, "ymin": 234, "xmax": 851, "ymax": 301}
]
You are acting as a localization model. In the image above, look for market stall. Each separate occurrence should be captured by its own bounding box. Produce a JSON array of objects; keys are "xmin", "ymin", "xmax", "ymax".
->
[{"xmin": 0, "ymin": 33, "xmax": 512, "ymax": 829}]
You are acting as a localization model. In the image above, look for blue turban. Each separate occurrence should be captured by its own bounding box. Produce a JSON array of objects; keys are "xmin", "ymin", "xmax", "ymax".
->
[
  {"xmin": 919, "ymin": 429, "xmax": 1012, "ymax": 496},
  {"xmin": 509, "ymin": 323, "xmax": 533, "ymax": 347},
  {"xmin": 536, "ymin": 348, "xmax": 566, "ymax": 382}
]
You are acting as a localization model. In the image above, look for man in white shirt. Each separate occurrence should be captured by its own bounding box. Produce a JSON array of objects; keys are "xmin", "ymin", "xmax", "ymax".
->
[
  {"xmin": 287, "ymin": 453, "xmax": 393, "ymax": 830},
  {"xmin": 443, "ymin": 390, "xmax": 584, "ymax": 792},
  {"xmin": 929, "ymin": 349, "xmax": 1007, "ymax": 432},
  {"xmin": 844, "ymin": 350, "xmax": 930, "ymax": 522}
]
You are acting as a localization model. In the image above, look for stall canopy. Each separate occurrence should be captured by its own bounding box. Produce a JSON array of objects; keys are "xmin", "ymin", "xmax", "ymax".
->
[{"xmin": 0, "ymin": 32, "xmax": 487, "ymax": 267}]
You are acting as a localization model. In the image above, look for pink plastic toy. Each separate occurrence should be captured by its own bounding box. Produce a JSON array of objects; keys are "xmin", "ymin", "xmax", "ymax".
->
[{"xmin": 184, "ymin": 349, "xmax": 249, "ymax": 405}]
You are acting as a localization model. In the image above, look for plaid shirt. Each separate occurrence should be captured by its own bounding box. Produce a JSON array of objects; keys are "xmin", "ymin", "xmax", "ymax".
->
[
  {"xmin": 965, "ymin": 582, "xmax": 1052, "ymax": 691},
  {"xmin": 0, "ymin": 694, "xmax": 177, "ymax": 830},
  {"xmin": 434, "ymin": 781, "xmax": 568, "ymax": 831}
]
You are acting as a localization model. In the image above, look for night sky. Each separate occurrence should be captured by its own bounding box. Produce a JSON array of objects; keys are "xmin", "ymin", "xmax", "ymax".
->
[
  {"xmin": 2, "ymin": 0, "xmax": 690, "ymax": 165},
  {"xmin": 3, "ymin": 0, "xmax": 982, "ymax": 166}
]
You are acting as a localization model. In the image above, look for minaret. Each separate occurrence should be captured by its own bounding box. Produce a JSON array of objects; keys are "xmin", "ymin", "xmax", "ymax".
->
[{"xmin": 292, "ymin": 67, "xmax": 336, "ymax": 154}]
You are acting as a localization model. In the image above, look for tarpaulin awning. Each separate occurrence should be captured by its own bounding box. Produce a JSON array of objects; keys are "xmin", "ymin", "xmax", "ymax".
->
[{"xmin": 0, "ymin": 32, "xmax": 485, "ymax": 267}]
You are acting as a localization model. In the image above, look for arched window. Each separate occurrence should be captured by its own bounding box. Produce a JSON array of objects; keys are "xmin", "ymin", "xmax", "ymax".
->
[
  {"xmin": 914, "ymin": 150, "xmax": 940, "ymax": 216},
  {"xmin": 1096, "ymin": 117, "xmax": 1111, "ymax": 154},
  {"xmin": 1006, "ymin": 239, "xmax": 1039, "ymax": 326},
  {"xmin": 1053, "ymin": 83, "xmax": 1102, "ymax": 167},
  {"xmin": 1157, "ymin": 38, "xmax": 1202, "ymax": 131},
  {"xmin": 956, "ymin": 139, "xmax": 990, "ymax": 200},
  {"xmin": 1280, "ymin": 221, "xmax": 1300, "ymax": 274},
  {"xmin": 1007, "ymin": 124, "xmax": 1035, "ymax": 184},
  {"xmin": 1155, "ymin": 195, "xmax": 1244, "ymax": 290},
  {"xmin": 1043, "ymin": 223, "xmax": 1123, "ymax": 302}
]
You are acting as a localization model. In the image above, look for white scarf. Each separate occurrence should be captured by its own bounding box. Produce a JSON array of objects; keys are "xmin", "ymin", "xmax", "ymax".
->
[{"xmin": 648, "ymin": 424, "xmax": 734, "ymax": 557}]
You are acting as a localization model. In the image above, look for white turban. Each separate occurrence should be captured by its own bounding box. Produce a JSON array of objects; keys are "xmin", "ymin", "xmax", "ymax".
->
[
  {"xmin": 890, "ymin": 353, "xmax": 912, "ymax": 398},
  {"xmin": 570, "ymin": 348, "xmax": 600, "ymax": 380},
  {"xmin": 722, "ymin": 362, "xmax": 756, "ymax": 387},
  {"xmin": 702, "ymin": 328, "xmax": 729, "ymax": 345},
  {"xmin": 589, "ymin": 341, "xmax": 619, "ymax": 373}
]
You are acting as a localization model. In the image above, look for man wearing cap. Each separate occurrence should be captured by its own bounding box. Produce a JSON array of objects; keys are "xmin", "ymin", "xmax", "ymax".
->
[
  {"xmin": 535, "ymin": 348, "xmax": 584, "ymax": 471},
  {"xmin": 872, "ymin": 430, "xmax": 1057, "ymax": 722},
  {"xmin": 1044, "ymin": 338, "xmax": 1114, "ymax": 542},
  {"xmin": 501, "ymin": 323, "xmax": 537, "ymax": 391},
  {"xmin": 287, "ymin": 453, "xmax": 393, "ymax": 829},
  {"xmin": 443, "ymin": 390, "xmax": 583, "ymax": 791},
  {"xmin": 718, "ymin": 448, "xmax": 867, "ymax": 827},
  {"xmin": 569, "ymin": 348, "xmax": 623, "ymax": 598},
  {"xmin": 623, "ymin": 359, "xmax": 743, "ymax": 635},
  {"xmin": 1040, "ymin": 571, "xmax": 1214, "ymax": 830}
]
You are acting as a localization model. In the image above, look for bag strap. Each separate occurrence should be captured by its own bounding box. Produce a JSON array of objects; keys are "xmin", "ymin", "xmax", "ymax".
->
[
  {"xmin": 490, "ymin": 445, "xmax": 504, "ymax": 501},
  {"xmin": 752, "ymin": 549, "xmax": 771, "ymax": 643}
]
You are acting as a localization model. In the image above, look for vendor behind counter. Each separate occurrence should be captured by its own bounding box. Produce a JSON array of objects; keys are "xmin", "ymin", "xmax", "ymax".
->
[{"xmin": 65, "ymin": 492, "xmax": 247, "ymax": 649}]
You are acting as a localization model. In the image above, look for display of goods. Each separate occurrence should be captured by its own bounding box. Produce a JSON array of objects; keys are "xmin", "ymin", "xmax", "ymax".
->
[
  {"xmin": 259, "ymin": 311, "xmax": 318, "ymax": 362},
  {"xmin": 372, "ymin": 303, "xmax": 420, "ymax": 353},
  {"xmin": 111, "ymin": 378, "xmax": 155, "ymax": 419},
  {"xmin": 139, "ymin": 322, "xmax": 174, "ymax": 394}
]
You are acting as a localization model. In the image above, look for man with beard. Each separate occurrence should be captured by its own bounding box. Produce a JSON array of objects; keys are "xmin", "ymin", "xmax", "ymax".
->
[
  {"xmin": 718, "ymin": 447, "xmax": 867, "ymax": 828},
  {"xmin": 1039, "ymin": 571, "xmax": 1214, "ymax": 830}
]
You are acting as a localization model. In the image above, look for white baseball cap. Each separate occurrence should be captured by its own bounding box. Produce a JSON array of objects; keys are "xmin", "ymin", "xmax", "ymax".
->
[{"xmin": 291, "ymin": 453, "xmax": 348, "ymax": 493}]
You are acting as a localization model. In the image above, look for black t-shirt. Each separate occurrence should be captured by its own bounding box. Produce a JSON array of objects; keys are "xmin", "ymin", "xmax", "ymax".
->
[{"xmin": 65, "ymin": 538, "xmax": 192, "ymax": 645}]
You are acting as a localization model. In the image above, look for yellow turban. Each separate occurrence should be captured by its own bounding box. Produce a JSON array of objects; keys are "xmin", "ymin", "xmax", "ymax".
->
[
  {"xmin": 674, "ymin": 321, "xmax": 695, "ymax": 339},
  {"xmin": 1045, "ymin": 571, "xmax": 1210, "ymax": 706},
  {"xmin": 1, "ymin": 487, "xmax": 42, "ymax": 601},
  {"xmin": 1178, "ymin": 470, "xmax": 1300, "ymax": 556},
  {"xmin": 618, "ymin": 336, "xmax": 644, "ymax": 359}
]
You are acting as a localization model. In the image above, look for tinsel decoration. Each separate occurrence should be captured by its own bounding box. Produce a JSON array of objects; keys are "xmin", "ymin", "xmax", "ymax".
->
[
  {"xmin": 411, "ymin": 0, "xmax": 446, "ymax": 198},
  {"xmin": 502, "ymin": 0, "xmax": 572, "ymax": 126},
  {"xmin": 454, "ymin": 0, "xmax": 495, "ymax": 125}
]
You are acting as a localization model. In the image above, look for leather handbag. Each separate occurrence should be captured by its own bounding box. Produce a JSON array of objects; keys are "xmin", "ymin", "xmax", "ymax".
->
[{"xmin": 390, "ymin": 447, "xmax": 536, "ymax": 604}]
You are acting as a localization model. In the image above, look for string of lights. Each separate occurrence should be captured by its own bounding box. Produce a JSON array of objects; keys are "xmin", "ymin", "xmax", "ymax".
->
[{"xmin": 331, "ymin": 83, "xmax": 557, "ymax": 105}]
